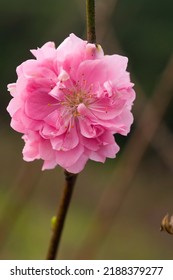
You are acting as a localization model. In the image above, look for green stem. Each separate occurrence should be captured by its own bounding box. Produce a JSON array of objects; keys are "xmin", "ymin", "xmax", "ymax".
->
[
  {"xmin": 46, "ymin": 171, "xmax": 78, "ymax": 260},
  {"xmin": 86, "ymin": 0, "xmax": 96, "ymax": 43}
]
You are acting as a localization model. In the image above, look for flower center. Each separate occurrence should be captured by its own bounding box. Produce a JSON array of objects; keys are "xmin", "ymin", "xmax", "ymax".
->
[
  {"xmin": 61, "ymin": 86, "xmax": 92, "ymax": 117},
  {"xmin": 62, "ymin": 90, "xmax": 90, "ymax": 117},
  {"xmin": 48, "ymin": 77, "xmax": 95, "ymax": 119}
]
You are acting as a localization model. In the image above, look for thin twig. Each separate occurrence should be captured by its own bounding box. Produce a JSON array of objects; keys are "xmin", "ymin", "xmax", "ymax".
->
[
  {"xmin": 86, "ymin": 0, "xmax": 96, "ymax": 43},
  {"xmin": 46, "ymin": 170, "xmax": 77, "ymax": 260}
]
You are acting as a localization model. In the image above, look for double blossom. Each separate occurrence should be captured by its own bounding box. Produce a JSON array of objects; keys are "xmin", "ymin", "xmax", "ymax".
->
[{"xmin": 7, "ymin": 34, "xmax": 135, "ymax": 173}]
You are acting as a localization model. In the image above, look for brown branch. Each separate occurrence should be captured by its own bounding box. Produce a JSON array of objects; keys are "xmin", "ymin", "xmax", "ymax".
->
[
  {"xmin": 86, "ymin": 0, "xmax": 96, "ymax": 43},
  {"xmin": 46, "ymin": 170, "xmax": 78, "ymax": 260}
]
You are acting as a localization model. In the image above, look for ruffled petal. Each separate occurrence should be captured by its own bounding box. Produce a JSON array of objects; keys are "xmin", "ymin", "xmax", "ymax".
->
[
  {"xmin": 55, "ymin": 144, "xmax": 84, "ymax": 169},
  {"xmin": 89, "ymin": 142, "xmax": 119, "ymax": 162},
  {"xmin": 50, "ymin": 124, "xmax": 79, "ymax": 151},
  {"xmin": 22, "ymin": 132, "xmax": 40, "ymax": 161},
  {"xmin": 77, "ymin": 54, "xmax": 128, "ymax": 87},
  {"xmin": 30, "ymin": 41, "xmax": 56, "ymax": 60},
  {"xmin": 65, "ymin": 153, "xmax": 88, "ymax": 174}
]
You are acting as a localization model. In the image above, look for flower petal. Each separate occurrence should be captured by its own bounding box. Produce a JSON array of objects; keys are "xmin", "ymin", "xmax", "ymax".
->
[
  {"xmin": 50, "ymin": 124, "xmax": 79, "ymax": 151},
  {"xmin": 65, "ymin": 153, "xmax": 88, "ymax": 174},
  {"xmin": 24, "ymin": 91, "xmax": 58, "ymax": 120},
  {"xmin": 56, "ymin": 144, "xmax": 84, "ymax": 169},
  {"xmin": 77, "ymin": 54, "xmax": 128, "ymax": 87}
]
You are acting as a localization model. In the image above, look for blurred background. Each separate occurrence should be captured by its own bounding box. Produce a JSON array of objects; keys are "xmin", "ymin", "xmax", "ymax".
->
[{"xmin": 0, "ymin": 0, "xmax": 173, "ymax": 259}]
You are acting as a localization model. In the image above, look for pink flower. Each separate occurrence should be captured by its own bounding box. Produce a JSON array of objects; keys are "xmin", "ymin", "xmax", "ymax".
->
[{"xmin": 7, "ymin": 34, "xmax": 135, "ymax": 173}]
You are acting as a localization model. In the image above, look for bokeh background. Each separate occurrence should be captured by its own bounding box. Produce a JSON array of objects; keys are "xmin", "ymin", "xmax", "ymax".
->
[{"xmin": 0, "ymin": 0, "xmax": 173, "ymax": 259}]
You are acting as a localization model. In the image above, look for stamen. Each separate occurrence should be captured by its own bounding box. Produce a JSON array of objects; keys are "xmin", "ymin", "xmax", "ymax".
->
[
  {"xmin": 49, "ymin": 76, "xmax": 96, "ymax": 125},
  {"xmin": 47, "ymin": 102, "xmax": 60, "ymax": 107}
]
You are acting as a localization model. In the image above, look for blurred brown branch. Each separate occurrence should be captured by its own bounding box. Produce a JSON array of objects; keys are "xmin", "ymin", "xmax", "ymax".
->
[
  {"xmin": 76, "ymin": 0, "xmax": 173, "ymax": 259},
  {"xmin": 77, "ymin": 54, "xmax": 173, "ymax": 259}
]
